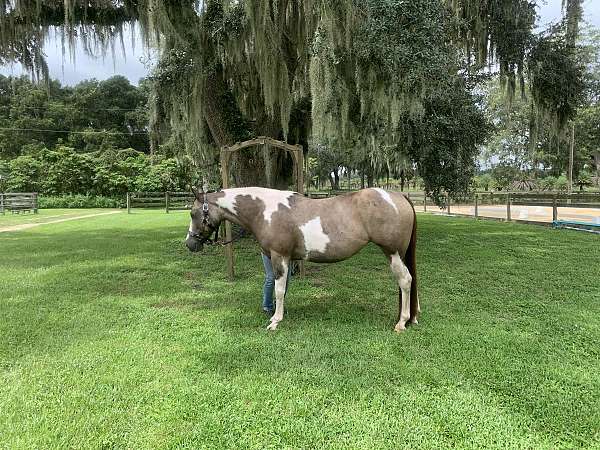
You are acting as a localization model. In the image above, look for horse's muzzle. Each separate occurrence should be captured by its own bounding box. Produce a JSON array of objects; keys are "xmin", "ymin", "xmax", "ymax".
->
[{"xmin": 185, "ymin": 237, "xmax": 203, "ymax": 252}]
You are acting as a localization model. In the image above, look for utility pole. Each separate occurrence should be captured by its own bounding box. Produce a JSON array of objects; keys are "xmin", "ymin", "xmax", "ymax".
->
[{"xmin": 568, "ymin": 121, "xmax": 575, "ymax": 194}]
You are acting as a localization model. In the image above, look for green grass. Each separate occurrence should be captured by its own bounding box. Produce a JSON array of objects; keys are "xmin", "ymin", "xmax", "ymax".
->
[
  {"xmin": 0, "ymin": 210, "xmax": 599, "ymax": 449},
  {"xmin": 0, "ymin": 208, "xmax": 117, "ymax": 227}
]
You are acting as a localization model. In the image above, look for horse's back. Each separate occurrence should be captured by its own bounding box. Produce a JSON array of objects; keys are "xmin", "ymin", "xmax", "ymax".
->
[{"xmin": 266, "ymin": 188, "xmax": 414, "ymax": 261}]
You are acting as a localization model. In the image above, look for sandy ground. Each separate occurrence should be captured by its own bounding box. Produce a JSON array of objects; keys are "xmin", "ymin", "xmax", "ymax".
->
[
  {"xmin": 414, "ymin": 204, "xmax": 600, "ymax": 224},
  {"xmin": 0, "ymin": 211, "xmax": 122, "ymax": 233}
]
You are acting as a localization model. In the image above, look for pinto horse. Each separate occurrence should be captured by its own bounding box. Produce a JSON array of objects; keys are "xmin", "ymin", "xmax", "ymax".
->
[{"xmin": 185, "ymin": 187, "xmax": 419, "ymax": 332}]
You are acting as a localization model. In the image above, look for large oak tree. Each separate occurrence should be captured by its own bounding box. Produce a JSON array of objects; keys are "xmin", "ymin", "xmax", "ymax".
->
[{"xmin": 0, "ymin": 0, "xmax": 585, "ymax": 201}]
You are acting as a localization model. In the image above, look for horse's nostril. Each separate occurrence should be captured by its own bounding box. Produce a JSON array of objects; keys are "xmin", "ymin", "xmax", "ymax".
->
[
  {"xmin": 185, "ymin": 238, "xmax": 203, "ymax": 252},
  {"xmin": 185, "ymin": 238, "xmax": 196, "ymax": 251}
]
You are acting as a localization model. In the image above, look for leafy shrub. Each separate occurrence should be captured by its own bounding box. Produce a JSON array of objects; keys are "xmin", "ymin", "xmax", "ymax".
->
[
  {"xmin": 1, "ymin": 146, "xmax": 188, "ymax": 198},
  {"xmin": 490, "ymin": 164, "xmax": 519, "ymax": 191},
  {"xmin": 38, "ymin": 195, "xmax": 124, "ymax": 209},
  {"xmin": 554, "ymin": 175, "xmax": 568, "ymax": 191},
  {"xmin": 6, "ymin": 155, "xmax": 42, "ymax": 192},
  {"xmin": 474, "ymin": 173, "xmax": 493, "ymax": 191},
  {"xmin": 538, "ymin": 176, "xmax": 557, "ymax": 191}
]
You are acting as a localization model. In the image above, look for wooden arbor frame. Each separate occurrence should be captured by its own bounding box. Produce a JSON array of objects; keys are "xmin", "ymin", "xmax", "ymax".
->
[{"xmin": 220, "ymin": 137, "xmax": 304, "ymax": 279}]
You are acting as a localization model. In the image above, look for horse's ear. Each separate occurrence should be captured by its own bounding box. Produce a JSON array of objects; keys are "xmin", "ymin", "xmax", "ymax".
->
[{"xmin": 190, "ymin": 185, "xmax": 202, "ymax": 202}]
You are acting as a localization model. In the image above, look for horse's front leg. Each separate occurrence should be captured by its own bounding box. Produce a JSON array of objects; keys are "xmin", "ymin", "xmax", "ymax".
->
[{"xmin": 266, "ymin": 253, "xmax": 289, "ymax": 331}]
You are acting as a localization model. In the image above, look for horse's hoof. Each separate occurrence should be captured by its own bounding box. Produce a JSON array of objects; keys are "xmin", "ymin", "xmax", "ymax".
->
[
  {"xmin": 266, "ymin": 321, "xmax": 279, "ymax": 331},
  {"xmin": 394, "ymin": 323, "xmax": 406, "ymax": 333},
  {"xmin": 410, "ymin": 318, "xmax": 419, "ymax": 325}
]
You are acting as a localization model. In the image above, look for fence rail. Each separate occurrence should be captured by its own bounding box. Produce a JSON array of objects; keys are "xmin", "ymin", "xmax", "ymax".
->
[
  {"xmin": 409, "ymin": 191, "xmax": 600, "ymax": 227},
  {"xmin": 126, "ymin": 192, "xmax": 195, "ymax": 213},
  {"xmin": 0, "ymin": 192, "xmax": 38, "ymax": 215},
  {"xmin": 128, "ymin": 190, "xmax": 600, "ymax": 229},
  {"xmin": 309, "ymin": 190, "xmax": 600, "ymax": 228}
]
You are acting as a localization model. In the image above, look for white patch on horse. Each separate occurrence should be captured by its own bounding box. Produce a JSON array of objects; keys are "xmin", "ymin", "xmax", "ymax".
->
[
  {"xmin": 216, "ymin": 187, "xmax": 296, "ymax": 224},
  {"xmin": 373, "ymin": 188, "xmax": 399, "ymax": 214},
  {"xmin": 390, "ymin": 251, "xmax": 412, "ymax": 332},
  {"xmin": 267, "ymin": 259, "xmax": 289, "ymax": 331},
  {"xmin": 300, "ymin": 217, "xmax": 330, "ymax": 256}
]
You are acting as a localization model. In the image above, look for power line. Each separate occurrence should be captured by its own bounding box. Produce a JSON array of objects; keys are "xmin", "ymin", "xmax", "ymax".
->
[
  {"xmin": 0, "ymin": 105, "xmax": 141, "ymax": 112},
  {"xmin": 0, "ymin": 127, "xmax": 148, "ymax": 135}
]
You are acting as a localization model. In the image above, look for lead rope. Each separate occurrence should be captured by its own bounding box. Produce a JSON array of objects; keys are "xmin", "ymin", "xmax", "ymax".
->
[{"xmin": 216, "ymin": 227, "xmax": 247, "ymax": 246}]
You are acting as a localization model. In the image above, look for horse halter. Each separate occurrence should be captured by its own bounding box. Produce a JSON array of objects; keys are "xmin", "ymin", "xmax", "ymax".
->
[
  {"xmin": 201, "ymin": 192, "xmax": 211, "ymax": 224},
  {"xmin": 188, "ymin": 188, "xmax": 247, "ymax": 247},
  {"xmin": 188, "ymin": 191, "xmax": 219, "ymax": 245}
]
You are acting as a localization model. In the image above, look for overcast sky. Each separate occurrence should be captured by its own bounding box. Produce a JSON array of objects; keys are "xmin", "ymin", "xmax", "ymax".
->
[{"xmin": 1, "ymin": 0, "xmax": 599, "ymax": 86}]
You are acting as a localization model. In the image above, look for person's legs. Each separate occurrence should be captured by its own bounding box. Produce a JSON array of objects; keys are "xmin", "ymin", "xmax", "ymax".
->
[
  {"xmin": 262, "ymin": 253, "xmax": 292, "ymax": 312},
  {"xmin": 261, "ymin": 253, "xmax": 275, "ymax": 312}
]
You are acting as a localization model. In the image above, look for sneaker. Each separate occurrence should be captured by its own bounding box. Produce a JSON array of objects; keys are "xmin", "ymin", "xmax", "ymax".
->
[{"xmin": 262, "ymin": 307, "xmax": 274, "ymax": 316}]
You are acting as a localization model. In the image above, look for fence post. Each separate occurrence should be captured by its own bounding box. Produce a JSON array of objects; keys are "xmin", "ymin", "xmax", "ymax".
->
[
  {"xmin": 165, "ymin": 192, "xmax": 170, "ymax": 214},
  {"xmin": 423, "ymin": 191, "xmax": 427, "ymax": 212},
  {"xmin": 33, "ymin": 192, "xmax": 38, "ymax": 214},
  {"xmin": 447, "ymin": 194, "xmax": 451, "ymax": 215},
  {"xmin": 475, "ymin": 193, "xmax": 479, "ymax": 219},
  {"xmin": 506, "ymin": 193, "xmax": 511, "ymax": 221},
  {"xmin": 0, "ymin": 193, "xmax": 4, "ymax": 215},
  {"xmin": 127, "ymin": 192, "xmax": 131, "ymax": 214},
  {"xmin": 552, "ymin": 195, "xmax": 558, "ymax": 222}
]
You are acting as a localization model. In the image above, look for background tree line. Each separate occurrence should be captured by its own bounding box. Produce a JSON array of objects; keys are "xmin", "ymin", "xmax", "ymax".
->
[
  {"xmin": 0, "ymin": 0, "xmax": 597, "ymax": 203},
  {"xmin": 0, "ymin": 74, "xmax": 190, "ymax": 198},
  {"xmin": 478, "ymin": 26, "xmax": 600, "ymax": 192}
]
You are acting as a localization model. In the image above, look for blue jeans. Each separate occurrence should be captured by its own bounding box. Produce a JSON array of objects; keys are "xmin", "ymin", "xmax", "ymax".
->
[{"xmin": 262, "ymin": 253, "xmax": 291, "ymax": 311}]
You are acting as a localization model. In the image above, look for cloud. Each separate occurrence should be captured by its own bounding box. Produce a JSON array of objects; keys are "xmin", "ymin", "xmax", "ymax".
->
[{"xmin": 0, "ymin": 24, "xmax": 153, "ymax": 86}]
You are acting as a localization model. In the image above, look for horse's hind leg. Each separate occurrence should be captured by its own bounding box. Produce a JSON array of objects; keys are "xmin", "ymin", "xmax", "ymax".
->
[
  {"xmin": 266, "ymin": 253, "xmax": 289, "ymax": 331},
  {"xmin": 389, "ymin": 252, "xmax": 412, "ymax": 332}
]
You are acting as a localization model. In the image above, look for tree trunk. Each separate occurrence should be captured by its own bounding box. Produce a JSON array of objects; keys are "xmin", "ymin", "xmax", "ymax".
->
[
  {"xmin": 400, "ymin": 169, "xmax": 405, "ymax": 192},
  {"xmin": 202, "ymin": 69, "xmax": 261, "ymax": 187},
  {"xmin": 203, "ymin": 70, "xmax": 237, "ymax": 149},
  {"xmin": 203, "ymin": 68, "xmax": 300, "ymax": 189}
]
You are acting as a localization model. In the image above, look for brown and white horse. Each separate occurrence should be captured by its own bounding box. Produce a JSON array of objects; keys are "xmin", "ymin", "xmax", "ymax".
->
[{"xmin": 185, "ymin": 187, "xmax": 419, "ymax": 332}]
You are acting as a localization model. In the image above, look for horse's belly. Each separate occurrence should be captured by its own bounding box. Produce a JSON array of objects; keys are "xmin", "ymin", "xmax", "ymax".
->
[
  {"xmin": 306, "ymin": 253, "xmax": 352, "ymax": 263},
  {"xmin": 302, "ymin": 236, "xmax": 366, "ymax": 263}
]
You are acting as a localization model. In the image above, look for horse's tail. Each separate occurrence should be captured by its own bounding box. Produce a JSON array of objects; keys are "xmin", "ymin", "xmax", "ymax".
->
[{"xmin": 404, "ymin": 201, "xmax": 419, "ymax": 322}]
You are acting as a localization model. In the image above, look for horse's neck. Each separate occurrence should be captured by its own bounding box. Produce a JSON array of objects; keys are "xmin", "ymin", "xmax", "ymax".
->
[{"xmin": 217, "ymin": 206, "xmax": 254, "ymax": 232}]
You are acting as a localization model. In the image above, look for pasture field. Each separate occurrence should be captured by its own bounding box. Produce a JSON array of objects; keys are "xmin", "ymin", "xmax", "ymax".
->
[
  {"xmin": 0, "ymin": 209, "xmax": 116, "ymax": 227},
  {"xmin": 0, "ymin": 210, "xmax": 599, "ymax": 449}
]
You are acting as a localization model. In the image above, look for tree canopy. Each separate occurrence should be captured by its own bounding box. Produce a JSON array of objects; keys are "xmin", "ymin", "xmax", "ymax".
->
[
  {"xmin": 0, "ymin": 0, "xmax": 589, "ymax": 201},
  {"xmin": 0, "ymin": 75, "xmax": 148, "ymax": 158}
]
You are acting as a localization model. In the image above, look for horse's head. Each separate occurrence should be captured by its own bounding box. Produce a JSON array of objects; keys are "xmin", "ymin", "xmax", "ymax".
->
[{"xmin": 185, "ymin": 189, "xmax": 220, "ymax": 252}]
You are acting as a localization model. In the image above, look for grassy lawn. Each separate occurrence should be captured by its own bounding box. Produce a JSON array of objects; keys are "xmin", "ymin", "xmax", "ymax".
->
[
  {"xmin": 0, "ymin": 209, "xmax": 118, "ymax": 227},
  {"xmin": 0, "ymin": 210, "xmax": 599, "ymax": 449}
]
